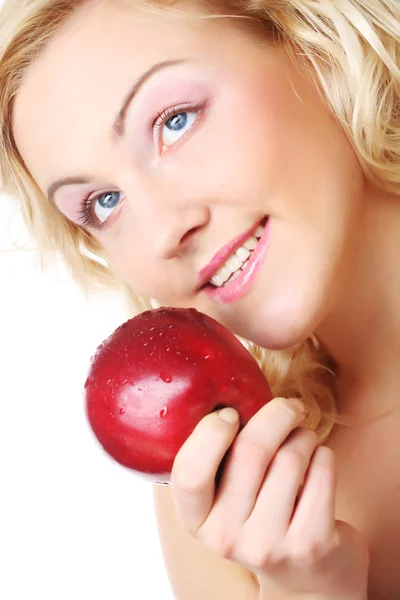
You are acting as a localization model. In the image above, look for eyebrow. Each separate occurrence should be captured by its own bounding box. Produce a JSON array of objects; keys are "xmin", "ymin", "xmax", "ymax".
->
[
  {"xmin": 47, "ymin": 176, "xmax": 91, "ymax": 206},
  {"xmin": 47, "ymin": 58, "xmax": 187, "ymax": 204},
  {"xmin": 112, "ymin": 58, "xmax": 187, "ymax": 139}
]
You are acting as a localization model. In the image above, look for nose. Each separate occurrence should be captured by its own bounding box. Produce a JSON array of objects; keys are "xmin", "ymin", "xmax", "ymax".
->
[
  {"xmin": 152, "ymin": 204, "xmax": 210, "ymax": 259},
  {"xmin": 133, "ymin": 182, "xmax": 211, "ymax": 260}
]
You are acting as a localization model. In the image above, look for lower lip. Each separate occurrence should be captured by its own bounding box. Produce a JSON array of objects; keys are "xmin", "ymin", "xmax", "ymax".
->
[{"xmin": 203, "ymin": 218, "xmax": 271, "ymax": 304}]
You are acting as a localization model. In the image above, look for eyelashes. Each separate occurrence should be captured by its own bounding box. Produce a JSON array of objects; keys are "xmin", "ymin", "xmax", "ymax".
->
[
  {"xmin": 76, "ymin": 102, "xmax": 204, "ymax": 230},
  {"xmin": 77, "ymin": 191, "xmax": 123, "ymax": 229},
  {"xmin": 153, "ymin": 101, "xmax": 202, "ymax": 152}
]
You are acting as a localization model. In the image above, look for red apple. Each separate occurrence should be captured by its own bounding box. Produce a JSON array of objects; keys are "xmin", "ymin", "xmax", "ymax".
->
[{"xmin": 85, "ymin": 307, "xmax": 272, "ymax": 483}]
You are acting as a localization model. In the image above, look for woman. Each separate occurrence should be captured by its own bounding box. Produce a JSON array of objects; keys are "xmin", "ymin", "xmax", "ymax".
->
[{"xmin": 1, "ymin": 1, "xmax": 399, "ymax": 598}]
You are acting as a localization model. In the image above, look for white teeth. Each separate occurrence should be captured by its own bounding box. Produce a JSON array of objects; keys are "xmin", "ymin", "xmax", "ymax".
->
[
  {"xmin": 209, "ymin": 222, "xmax": 266, "ymax": 288},
  {"xmin": 210, "ymin": 266, "xmax": 232, "ymax": 287},
  {"xmin": 210, "ymin": 274, "xmax": 224, "ymax": 287},
  {"xmin": 241, "ymin": 257, "xmax": 250, "ymax": 270},
  {"xmin": 235, "ymin": 246, "xmax": 251, "ymax": 261},
  {"xmin": 222, "ymin": 257, "xmax": 250, "ymax": 286},
  {"xmin": 227, "ymin": 269, "xmax": 242, "ymax": 284},
  {"xmin": 210, "ymin": 258, "xmax": 244, "ymax": 287},
  {"xmin": 225, "ymin": 254, "xmax": 243, "ymax": 273},
  {"xmin": 217, "ymin": 266, "xmax": 231, "ymax": 283},
  {"xmin": 243, "ymin": 236, "xmax": 258, "ymax": 251}
]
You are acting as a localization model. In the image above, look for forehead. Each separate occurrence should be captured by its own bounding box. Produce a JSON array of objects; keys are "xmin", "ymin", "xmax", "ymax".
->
[{"xmin": 12, "ymin": 0, "xmax": 239, "ymax": 189}]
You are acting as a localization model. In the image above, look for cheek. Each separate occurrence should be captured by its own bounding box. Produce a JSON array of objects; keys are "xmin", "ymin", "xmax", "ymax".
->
[
  {"xmin": 246, "ymin": 74, "xmax": 364, "ymax": 226},
  {"xmin": 190, "ymin": 75, "xmax": 287, "ymax": 205},
  {"xmin": 105, "ymin": 241, "xmax": 173, "ymax": 301}
]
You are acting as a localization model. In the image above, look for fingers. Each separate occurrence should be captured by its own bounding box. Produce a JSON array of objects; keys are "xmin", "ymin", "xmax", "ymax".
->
[
  {"xmin": 171, "ymin": 398, "xmax": 307, "ymax": 537},
  {"xmin": 286, "ymin": 446, "xmax": 336, "ymax": 546},
  {"xmin": 211, "ymin": 398, "xmax": 308, "ymax": 523},
  {"xmin": 243, "ymin": 427, "xmax": 319, "ymax": 541},
  {"xmin": 169, "ymin": 393, "xmax": 347, "ymax": 588},
  {"xmin": 170, "ymin": 407, "xmax": 240, "ymax": 534}
]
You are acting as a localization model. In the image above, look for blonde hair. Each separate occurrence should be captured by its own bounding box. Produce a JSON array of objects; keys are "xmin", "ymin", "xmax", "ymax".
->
[{"xmin": 1, "ymin": 0, "xmax": 399, "ymax": 440}]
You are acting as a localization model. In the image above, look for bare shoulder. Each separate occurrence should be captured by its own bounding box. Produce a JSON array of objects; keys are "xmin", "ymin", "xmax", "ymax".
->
[{"xmin": 153, "ymin": 484, "xmax": 259, "ymax": 600}]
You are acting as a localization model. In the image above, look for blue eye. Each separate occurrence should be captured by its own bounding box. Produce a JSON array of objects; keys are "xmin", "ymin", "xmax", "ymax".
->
[
  {"xmin": 77, "ymin": 191, "xmax": 123, "ymax": 229},
  {"xmin": 154, "ymin": 104, "xmax": 201, "ymax": 150},
  {"xmin": 162, "ymin": 111, "xmax": 197, "ymax": 147},
  {"xmin": 92, "ymin": 192, "xmax": 121, "ymax": 223},
  {"xmin": 167, "ymin": 112, "xmax": 188, "ymax": 131},
  {"xmin": 94, "ymin": 191, "xmax": 121, "ymax": 223}
]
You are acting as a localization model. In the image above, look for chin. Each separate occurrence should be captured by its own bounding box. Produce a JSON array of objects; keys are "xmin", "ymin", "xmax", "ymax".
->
[
  {"xmin": 235, "ymin": 321, "xmax": 310, "ymax": 351},
  {"xmin": 221, "ymin": 299, "xmax": 321, "ymax": 351}
]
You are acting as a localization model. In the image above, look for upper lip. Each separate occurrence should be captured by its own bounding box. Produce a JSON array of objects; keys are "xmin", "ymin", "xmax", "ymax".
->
[{"xmin": 197, "ymin": 217, "xmax": 265, "ymax": 289}]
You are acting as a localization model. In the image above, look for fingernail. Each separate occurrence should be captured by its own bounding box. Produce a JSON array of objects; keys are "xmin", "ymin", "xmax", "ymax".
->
[
  {"xmin": 218, "ymin": 407, "xmax": 240, "ymax": 425},
  {"xmin": 282, "ymin": 398, "xmax": 307, "ymax": 415}
]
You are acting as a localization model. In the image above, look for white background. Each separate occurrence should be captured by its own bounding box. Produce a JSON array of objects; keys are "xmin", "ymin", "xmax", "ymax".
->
[{"xmin": 0, "ymin": 194, "xmax": 174, "ymax": 599}]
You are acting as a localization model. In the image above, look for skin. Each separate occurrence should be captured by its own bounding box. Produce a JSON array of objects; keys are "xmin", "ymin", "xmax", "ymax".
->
[
  {"xmin": 13, "ymin": 0, "xmax": 367, "ymax": 353},
  {"xmin": 13, "ymin": 0, "xmax": 400, "ymax": 386},
  {"xmin": 12, "ymin": 1, "xmax": 400, "ymax": 597}
]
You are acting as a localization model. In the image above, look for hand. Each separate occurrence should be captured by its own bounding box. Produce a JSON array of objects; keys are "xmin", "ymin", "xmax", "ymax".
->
[{"xmin": 170, "ymin": 397, "xmax": 370, "ymax": 599}]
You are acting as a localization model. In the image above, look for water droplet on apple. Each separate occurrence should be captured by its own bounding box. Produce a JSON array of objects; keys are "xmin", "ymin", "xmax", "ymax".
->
[
  {"xmin": 149, "ymin": 326, "xmax": 156, "ymax": 331},
  {"xmin": 160, "ymin": 373, "xmax": 172, "ymax": 383},
  {"xmin": 119, "ymin": 407, "xmax": 126, "ymax": 415},
  {"xmin": 160, "ymin": 407, "xmax": 168, "ymax": 419}
]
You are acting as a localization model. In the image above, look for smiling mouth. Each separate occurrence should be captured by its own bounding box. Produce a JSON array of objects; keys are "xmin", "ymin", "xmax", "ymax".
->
[{"xmin": 208, "ymin": 217, "xmax": 268, "ymax": 288}]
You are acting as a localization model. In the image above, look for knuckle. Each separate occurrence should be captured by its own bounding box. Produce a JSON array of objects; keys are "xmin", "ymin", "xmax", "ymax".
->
[
  {"xmin": 289, "ymin": 539, "xmax": 323, "ymax": 565},
  {"xmin": 303, "ymin": 428, "xmax": 319, "ymax": 446},
  {"xmin": 233, "ymin": 436, "xmax": 272, "ymax": 465},
  {"xmin": 313, "ymin": 448, "xmax": 336, "ymax": 477},
  {"xmin": 275, "ymin": 447, "xmax": 306, "ymax": 472},
  {"xmin": 237, "ymin": 534, "xmax": 281, "ymax": 571},
  {"xmin": 207, "ymin": 531, "xmax": 235, "ymax": 560},
  {"xmin": 246, "ymin": 547, "xmax": 277, "ymax": 570},
  {"xmin": 201, "ymin": 518, "xmax": 236, "ymax": 559},
  {"xmin": 269, "ymin": 397, "xmax": 291, "ymax": 414},
  {"xmin": 171, "ymin": 463, "xmax": 208, "ymax": 494},
  {"xmin": 315, "ymin": 463, "xmax": 335, "ymax": 482},
  {"xmin": 270, "ymin": 397, "xmax": 303, "ymax": 419}
]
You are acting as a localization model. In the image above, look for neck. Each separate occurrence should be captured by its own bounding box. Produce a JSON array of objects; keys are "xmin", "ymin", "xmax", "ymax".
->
[{"xmin": 316, "ymin": 185, "xmax": 400, "ymax": 414}]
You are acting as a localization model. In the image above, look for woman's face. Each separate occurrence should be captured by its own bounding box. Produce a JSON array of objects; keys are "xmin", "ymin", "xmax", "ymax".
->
[{"xmin": 13, "ymin": 0, "xmax": 365, "ymax": 349}]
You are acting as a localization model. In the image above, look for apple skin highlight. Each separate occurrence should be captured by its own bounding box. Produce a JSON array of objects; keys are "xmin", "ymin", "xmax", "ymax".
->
[{"xmin": 85, "ymin": 307, "xmax": 272, "ymax": 484}]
